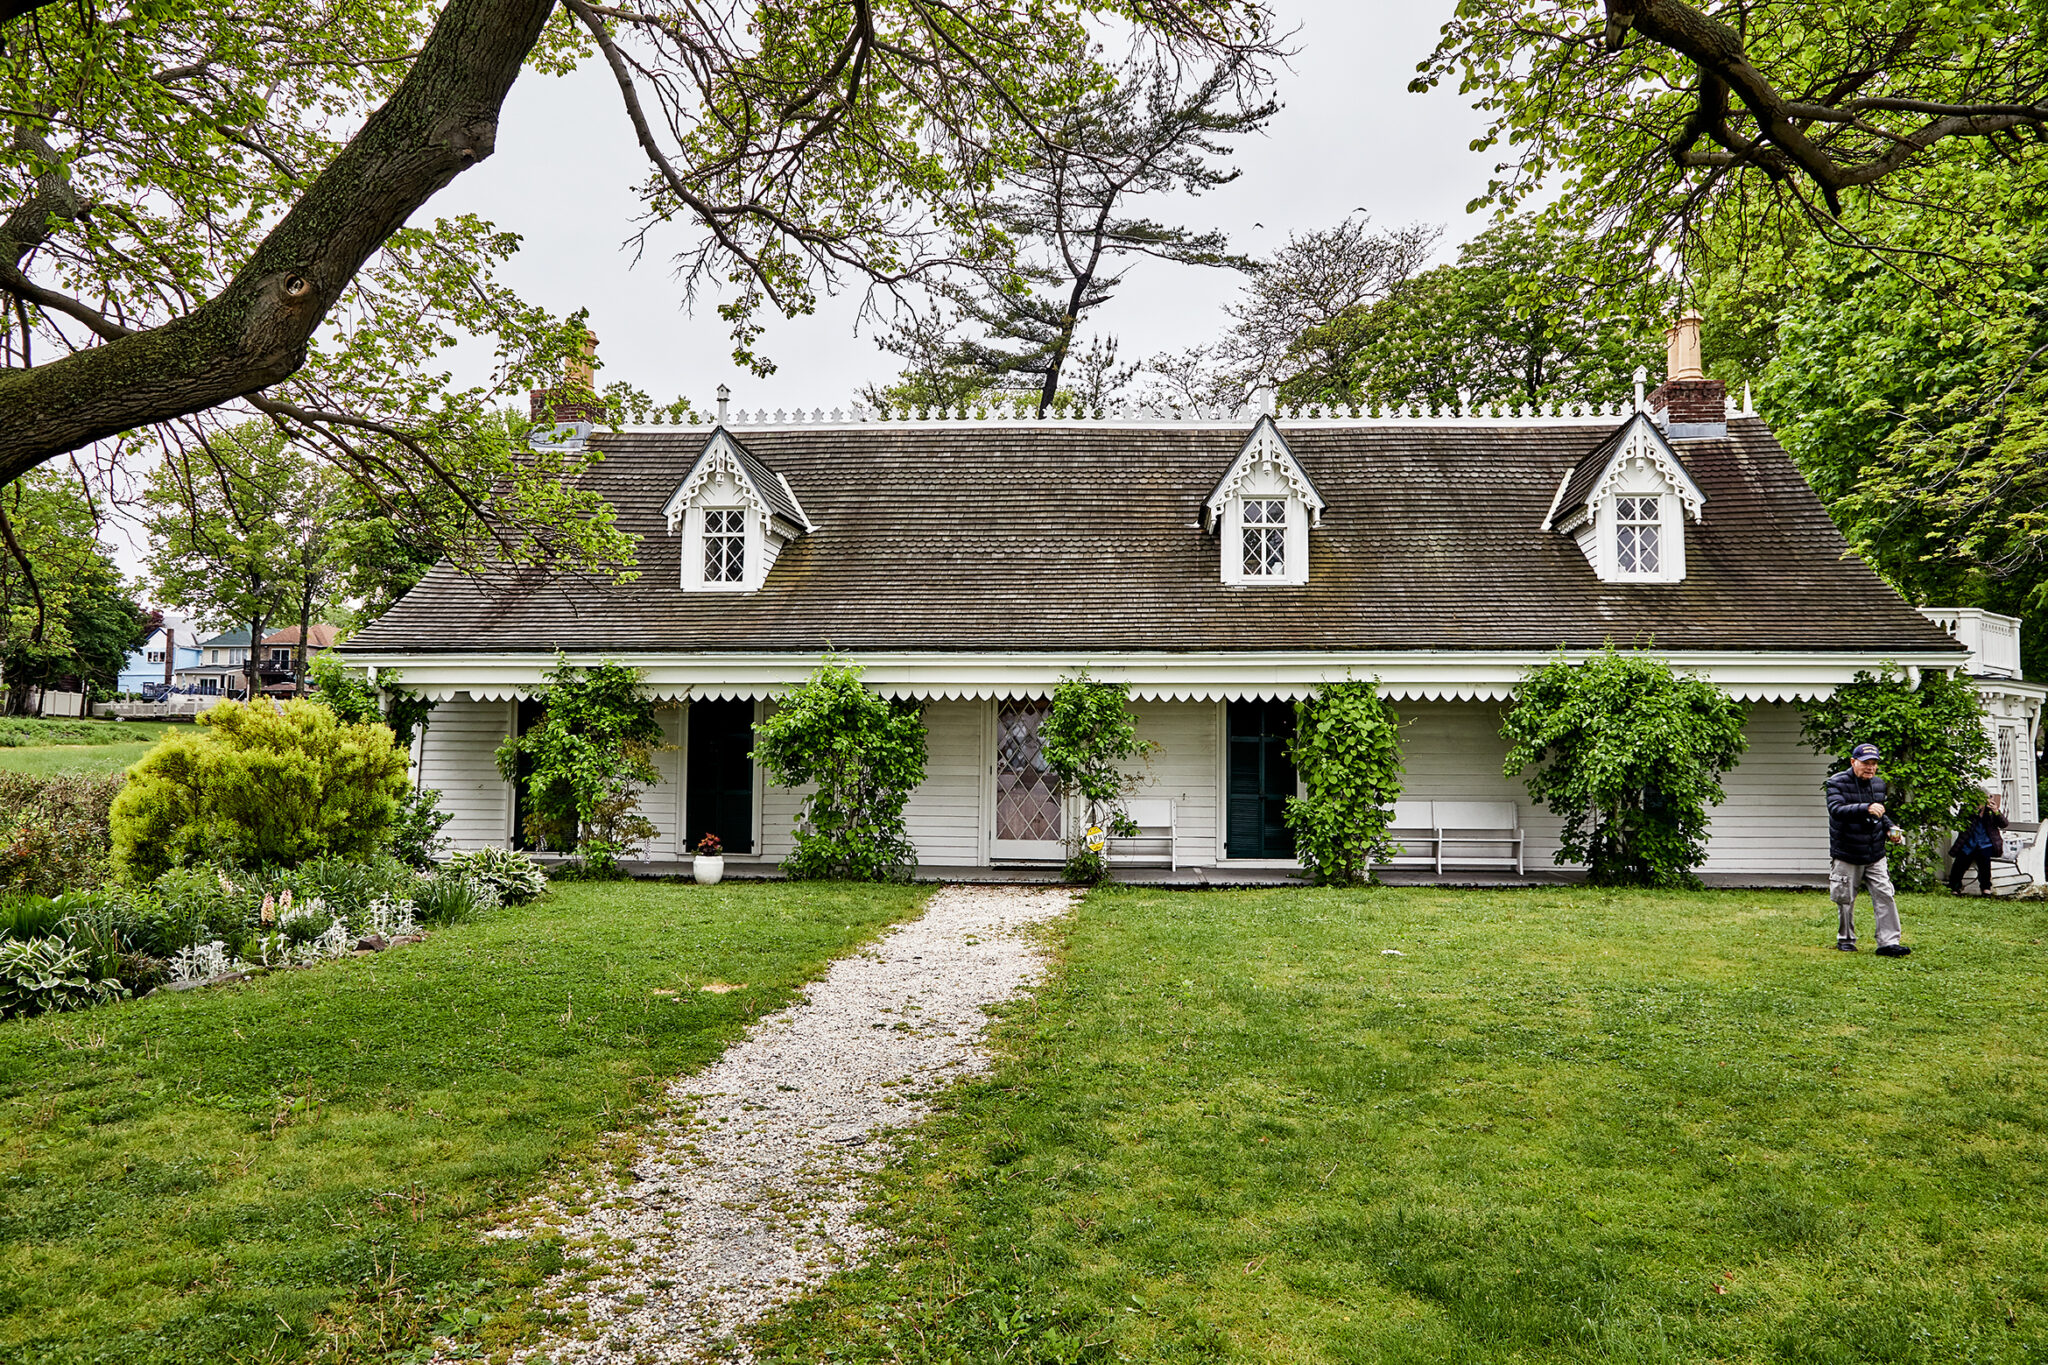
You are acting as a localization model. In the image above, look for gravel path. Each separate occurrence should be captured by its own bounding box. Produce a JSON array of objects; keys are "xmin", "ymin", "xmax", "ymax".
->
[{"xmin": 472, "ymin": 884, "xmax": 1077, "ymax": 1365}]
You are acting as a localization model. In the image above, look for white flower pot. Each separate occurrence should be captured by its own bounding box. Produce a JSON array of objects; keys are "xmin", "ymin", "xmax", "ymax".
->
[{"xmin": 692, "ymin": 854, "xmax": 725, "ymax": 886}]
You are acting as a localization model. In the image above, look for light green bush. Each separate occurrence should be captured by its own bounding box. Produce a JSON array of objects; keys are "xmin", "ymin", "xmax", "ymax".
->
[
  {"xmin": 1286, "ymin": 680, "xmax": 1406, "ymax": 886},
  {"xmin": 110, "ymin": 700, "xmax": 410, "ymax": 881}
]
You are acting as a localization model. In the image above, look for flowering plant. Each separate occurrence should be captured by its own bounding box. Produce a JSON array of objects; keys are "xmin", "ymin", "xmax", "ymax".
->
[{"xmin": 693, "ymin": 831, "xmax": 724, "ymax": 856}]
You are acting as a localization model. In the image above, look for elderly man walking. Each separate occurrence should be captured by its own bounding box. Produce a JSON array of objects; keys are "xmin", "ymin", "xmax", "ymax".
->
[{"xmin": 1825, "ymin": 742, "xmax": 1910, "ymax": 956}]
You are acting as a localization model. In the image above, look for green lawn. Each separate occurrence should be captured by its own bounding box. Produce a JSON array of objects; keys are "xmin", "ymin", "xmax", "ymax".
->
[
  {"xmin": 756, "ymin": 885, "xmax": 2048, "ymax": 1365},
  {"xmin": 0, "ymin": 720, "xmax": 181, "ymax": 776},
  {"xmin": 0, "ymin": 879, "xmax": 931, "ymax": 1364}
]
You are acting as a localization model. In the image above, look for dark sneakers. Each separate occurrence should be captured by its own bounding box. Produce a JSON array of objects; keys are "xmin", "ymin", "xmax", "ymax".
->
[
  {"xmin": 1836, "ymin": 941, "xmax": 1858, "ymax": 952},
  {"xmin": 1875, "ymin": 944, "xmax": 1913, "ymax": 958}
]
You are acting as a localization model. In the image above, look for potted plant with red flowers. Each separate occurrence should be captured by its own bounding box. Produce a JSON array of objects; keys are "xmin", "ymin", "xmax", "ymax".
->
[{"xmin": 692, "ymin": 831, "xmax": 725, "ymax": 885}]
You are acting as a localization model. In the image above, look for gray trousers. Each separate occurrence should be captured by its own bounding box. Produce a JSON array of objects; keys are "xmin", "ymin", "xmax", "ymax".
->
[{"xmin": 1831, "ymin": 858, "xmax": 1901, "ymax": 948}]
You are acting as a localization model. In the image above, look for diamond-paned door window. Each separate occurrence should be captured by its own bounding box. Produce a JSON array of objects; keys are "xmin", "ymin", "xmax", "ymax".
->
[
  {"xmin": 995, "ymin": 699, "xmax": 1062, "ymax": 843},
  {"xmin": 1615, "ymin": 496, "xmax": 1660, "ymax": 574},
  {"xmin": 1241, "ymin": 498, "xmax": 1287, "ymax": 576},
  {"xmin": 704, "ymin": 508, "xmax": 746, "ymax": 582}
]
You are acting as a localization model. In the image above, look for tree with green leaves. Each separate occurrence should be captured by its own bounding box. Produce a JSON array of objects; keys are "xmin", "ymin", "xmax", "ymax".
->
[
  {"xmin": 1302, "ymin": 216, "xmax": 1666, "ymax": 412},
  {"xmin": 941, "ymin": 59, "xmax": 1271, "ymax": 414},
  {"xmin": 1501, "ymin": 649, "xmax": 1750, "ymax": 887},
  {"xmin": 1285, "ymin": 681, "xmax": 1406, "ymax": 887},
  {"xmin": 753, "ymin": 660, "xmax": 928, "ymax": 882},
  {"xmin": 0, "ymin": 470, "xmax": 146, "ymax": 710},
  {"xmin": 1040, "ymin": 672, "xmax": 1158, "ymax": 883},
  {"xmin": 1800, "ymin": 665, "xmax": 1995, "ymax": 890},
  {"xmin": 0, "ymin": 0, "xmax": 1276, "ymax": 587},
  {"xmin": 1149, "ymin": 214, "xmax": 1438, "ymax": 410},
  {"xmin": 494, "ymin": 657, "xmax": 663, "ymax": 875},
  {"xmin": 141, "ymin": 423, "xmax": 338, "ymax": 701}
]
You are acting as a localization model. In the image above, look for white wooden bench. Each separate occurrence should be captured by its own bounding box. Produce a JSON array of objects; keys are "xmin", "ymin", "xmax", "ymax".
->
[
  {"xmin": 1107, "ymin": 798, "xmax": 1176, "ymax": 870},
  {"xmin": 1382, "ymin": 799, "xmax": 1524, "ymax": 874}
]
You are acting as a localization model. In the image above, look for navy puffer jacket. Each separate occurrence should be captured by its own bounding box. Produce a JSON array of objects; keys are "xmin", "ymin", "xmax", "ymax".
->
[{"xmin": 1825, "ymin": 769, "xmax": 1897, "ymax": 865}]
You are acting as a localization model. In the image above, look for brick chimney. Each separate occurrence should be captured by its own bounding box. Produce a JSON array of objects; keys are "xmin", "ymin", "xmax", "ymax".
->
[
  {"xmin": 529, "ymin": 325, "xmax": 606, "ymax": 426},
  {"xmin": 1646, "ymin": 311, "xmax": 1727, "ymax": 438}
]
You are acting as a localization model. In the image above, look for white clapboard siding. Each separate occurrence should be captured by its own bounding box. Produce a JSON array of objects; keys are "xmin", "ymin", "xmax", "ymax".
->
[
  {"xmin": 1396, "ymin": 701, "xmax": 1573, "ymax": 870},
  {"xmin": 903, "ymin": 701, "xmax": 986, "ymax": 866},
  {"xmin": 1701, "ymin": 703, "xmax": 1830, "ymax": 874},
  {"xmin": 1127, "ymin": 701, "xmax": 1221, "ymax": 870},
  {"xmin": 640, "ymin": 705, "xmax": 685, "ymax": 860},
  {"xmin": 417, "ymin": 695, "xmax": 513, "ymax": 850}
]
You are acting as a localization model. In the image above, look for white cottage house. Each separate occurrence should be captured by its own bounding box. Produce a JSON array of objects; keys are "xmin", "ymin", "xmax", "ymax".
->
[{"xmin": 342, "ymin": 334, "xmax": 2043, "ymax": 885}]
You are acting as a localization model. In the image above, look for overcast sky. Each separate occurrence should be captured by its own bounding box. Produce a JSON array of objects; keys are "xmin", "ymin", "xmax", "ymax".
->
[{"xmin": 429, "ymin": 2, "xmax": 1497, "ymax": 414}]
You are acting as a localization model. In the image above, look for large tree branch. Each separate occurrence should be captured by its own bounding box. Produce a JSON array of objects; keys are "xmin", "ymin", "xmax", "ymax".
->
[
  {"xmin": 1606, "ymin": 0, "xmax": 2048, "ymax": 212},
  {"xmin": 0, "ymin": 0, "xmax": 557, "ymax": 483}
]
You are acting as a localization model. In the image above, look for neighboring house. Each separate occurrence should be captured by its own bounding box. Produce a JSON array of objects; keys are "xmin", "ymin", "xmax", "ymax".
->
[
  {"xmin": 116, "ymin": 619, "xmax": 202, "ymax": 693},
  {"xmin": 174, "ymin": 629, "xmax": 254, "ymax": 696},
  {"xmin": 342, "ymin": 319, "xmax": 2043, "ymax": 883},
  {"xmin": 1920, "ymin": 607, "xmax": 2047, "ymax": 882},
  {"xmin": 260, "ymin": 624, "xmax": 341, "ymax": 694}
]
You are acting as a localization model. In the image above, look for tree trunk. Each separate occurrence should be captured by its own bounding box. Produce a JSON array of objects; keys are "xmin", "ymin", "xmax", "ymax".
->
[
  {"xmin": 245, "ymin": 617, "xmax": 265, "ymax": 703},
  {"xmin": 0, "ymin": 0, "xmax": 557, "ymax": 481},
  {"xmin": 296, "ymin": 574, "xmax": 314, "ymax": 698}
]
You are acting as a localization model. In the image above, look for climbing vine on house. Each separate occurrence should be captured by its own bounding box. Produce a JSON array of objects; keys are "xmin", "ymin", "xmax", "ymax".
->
[
  {"xmin": 495, "ymin": 656, "xmax": 664, "ymax": 875},
  {"xmin": 1284, "ymin": 680, "xmax": 1405, "ymax": 886},
  {"xmin": 753, "ymin": 658, "xmax": 928, "ymax": 881},
  {"xmin": 1800, "ymin": 664, "xmax": 1994, "ymax": 890},
  {"xmin": 1040, "ymin": 672, "xmax": 1158, "ymax": 883},
  {"xmin": 1501, "ymin": 648, "xmax": 1749, "ymax": 888}
]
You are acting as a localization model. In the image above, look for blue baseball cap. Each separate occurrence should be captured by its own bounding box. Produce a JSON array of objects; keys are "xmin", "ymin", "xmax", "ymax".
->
[{"xmin": 1850, "ymin": 743, "xmax": 1881, "ymax": 761}]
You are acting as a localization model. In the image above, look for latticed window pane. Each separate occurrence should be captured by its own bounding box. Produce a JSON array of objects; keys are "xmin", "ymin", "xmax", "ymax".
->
[
  {"xmin": 704, "ymin": 508, "xmax": 745, "ymax": 582},
  {"xmin": 1615, "ymin": 497, "xmax": 1661, "ymax": 574},
  {"xmin": 1241, "ymin": 499, "xmax": 1287, "ymax": 575}
]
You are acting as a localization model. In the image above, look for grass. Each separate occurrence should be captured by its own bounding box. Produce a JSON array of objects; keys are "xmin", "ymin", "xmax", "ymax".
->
[
  {"xmin": 0, "ymin": 719, "xmax": 181, "ymax": 776},
  {"xmin": 755, "ymin": 885, "xmax": 2048, "ymax": 1364},
  {"xmin": 0, "ymin": 878, "xmax": 931, "ymax": 1364}
]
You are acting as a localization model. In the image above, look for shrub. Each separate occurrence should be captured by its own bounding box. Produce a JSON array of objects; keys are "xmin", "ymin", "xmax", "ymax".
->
[
  {"xmin": 1501, "ymin": 648, "xmax": 1749, "ymax": 888},
  {"xmin": 442, "ymin": 846, "xmax": 548, "ymax": 904},
  {"xmin": 110, "ymin": 699, "xmax": 410, "ymax": 880},
  {"xmin": 494, "ymin": 656, "xmax": 663, "ymax": 872},
  {"xmin": 385, "ymin": 786, "xmax": 453, "ymax": 868},
  {"xmin": 0, "ymin": 937, "xmax": 126, "ymax": 1018},
  {"xmin": 1040, "ymin": 673, "xmax": 1157, "ymax": 884},
  {"xmin": 0, "ymin": 771, "xmax": 123, "ymax": 894},
  {"xmin": 753, "ymin": 658, "xmax": 928, "ymax": 881},
  {"xmin": 1285, "ymin": 681, "xmax": 1406, "ymax": 887},
  {"xmin": 1800, "ymin": 664, "xmax": 1995, "ymax": 890}
]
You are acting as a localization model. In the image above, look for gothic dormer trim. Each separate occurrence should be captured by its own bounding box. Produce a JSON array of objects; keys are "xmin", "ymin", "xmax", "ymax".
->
[
  {"xmin": 663, "ymin": 427, "xmax": 811, "ymax": 592},
  {"xmin": 1542, "ymin": 413, "xmax": 1705, "ymax": 534},
  {"xmin": 1205, "ymin": 417, "xmax": 1325, "ymax": 587},
  {"xmin": 1204, "ymin": 416, "xmax": 1326, "ymax": 532},
  {"xmin": 1543, "ymin": 413, "xmax": 1706, "ymax": 585}
]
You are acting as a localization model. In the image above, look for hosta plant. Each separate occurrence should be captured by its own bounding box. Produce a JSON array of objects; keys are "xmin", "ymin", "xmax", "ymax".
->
[
  {"xmin": 442, "ymin": 847, "xmax": 548, "ymax": 904},
  {"xmin": 0, "ymin": 938, "xmax": 127, "ymax": 1019}
]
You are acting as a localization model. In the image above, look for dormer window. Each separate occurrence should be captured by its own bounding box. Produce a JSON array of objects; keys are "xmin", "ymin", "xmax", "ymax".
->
[
  {"xmin": 1242, "ymin": 499, "xmax": 1288, "ymax": 576},
  {"xmin": 1206, "ymin": 417, "xmax": 1325, "ymax": 588},
  {"xmin": 1542, "ymin": 413, "xmax": 1705, "ymax": 586},
  {"xmin": 704, "ymin": 509, "xmax": 746, "ymax": 582},
  {"xmin": 1615, "ymin": 496, "xmax": 1660, "ymax": 575},
  {"xmin": 664, "ymin": 428, "xmax": 812, "ymax": 594}
]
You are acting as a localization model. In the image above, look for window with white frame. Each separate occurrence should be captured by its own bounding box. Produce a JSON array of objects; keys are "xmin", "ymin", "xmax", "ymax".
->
[
  {"xmin": 146, "ymin": 650, "xmax": 165, "ymax": 664},
  {"xmin": 1615, "ymin": 496, "xmax": 1661, "ymax": 575},
  {"xmin": 1242, "ymin": 498, "xmax": 1287, "ymax": 577},
  {"xmin": 703, "ymin": 508, "xmax": 746, "ymax": 583}
]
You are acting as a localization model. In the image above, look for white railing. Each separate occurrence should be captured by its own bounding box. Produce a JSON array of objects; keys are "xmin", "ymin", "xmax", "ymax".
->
[{"xmin": 1920, "ymin": 607, "xmax": 2024, "ymax": 679}]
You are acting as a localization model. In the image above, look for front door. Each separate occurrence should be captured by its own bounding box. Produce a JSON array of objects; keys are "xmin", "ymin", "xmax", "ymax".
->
[
  {"xmin": 686, "ymin": 698, "xmax": 755, "ymax": 855},
  {"xmin": 1227, "ymin": 699, "xmax": 1297, "ymax": 859},
  {"xmin": 993, "ymin": 698, "xmax": 1063, "ymax": 860}
]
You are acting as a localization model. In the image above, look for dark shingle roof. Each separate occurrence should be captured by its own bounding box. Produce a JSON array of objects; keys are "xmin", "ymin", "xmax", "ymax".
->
[
  {"xmin": 725, "ymin": 435, "xmax": 808, "ymax": 529},
  {"xmin": 345, "ymin": 418, "xmax": 1963, "ymax": 657},
  {"xmin": 1549, "ymin": 420, "xmax": 1633, "ymax": 525}
]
